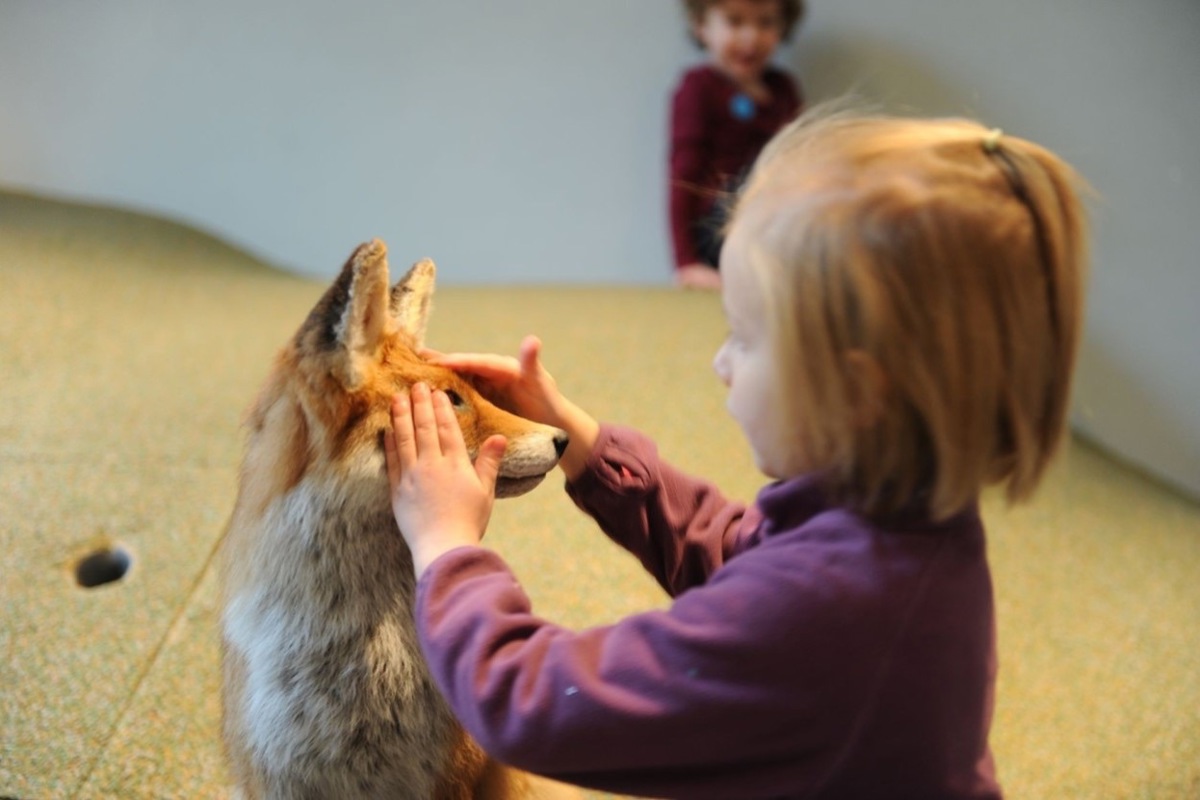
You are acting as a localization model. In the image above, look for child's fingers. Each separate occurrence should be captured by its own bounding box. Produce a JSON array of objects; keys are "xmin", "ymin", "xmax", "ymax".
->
[
  {"xmin": 389, "ymin": 393, "xmax": 418, "ymax": 470},
  {"xmin": 518, "ymin": 335, "xmax": 543, "ymax": 375},
  {"xmin": 431, "ymin": 389, "xmax": 468, "ymax": 458},
  {"xmin": 408, "ymin": 383, "xmax": 441, "ymax": 455},
  {"xmin": 474, "ymin": 434, "xmax": 507, "ymax": 496},
  {"xmin": 428, "ymin": 352, "xmax": 521, "ymax": 382}
]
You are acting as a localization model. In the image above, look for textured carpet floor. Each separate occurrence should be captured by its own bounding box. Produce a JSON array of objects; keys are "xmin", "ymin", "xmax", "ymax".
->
[{"xmin": 2, "ymin": 189, "xmax": 1198, "ymax": 799}]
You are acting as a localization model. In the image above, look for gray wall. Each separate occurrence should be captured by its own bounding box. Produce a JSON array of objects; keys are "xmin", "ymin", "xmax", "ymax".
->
[
  {"xmin": 0, "ymin": 1, "xmax": 694, "ymax": 283},
  {"xmin": 2, "ymin": 1, "xmax": 1197, "ymax": 499}
]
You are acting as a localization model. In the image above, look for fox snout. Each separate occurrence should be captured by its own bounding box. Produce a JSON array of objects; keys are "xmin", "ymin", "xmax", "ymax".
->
[
  {"xmin": 505, "ymin": 428, "xmax": 569, "ymax": 463},
  {"xmin": 491, "ymin": 424, "xmax": 568, "ymax": 498}
]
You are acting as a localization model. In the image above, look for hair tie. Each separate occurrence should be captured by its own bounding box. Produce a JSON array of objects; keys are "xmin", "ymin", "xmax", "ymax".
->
[{"xmin": 980, "ymin": 126, "xmax": 1060, "ymax": 338}]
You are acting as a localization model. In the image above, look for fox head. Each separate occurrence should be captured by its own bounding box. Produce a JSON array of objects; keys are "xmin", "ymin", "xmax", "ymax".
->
[{"xmin": 238, "ymin": 240, "xmax": 566, "ymax": 516}]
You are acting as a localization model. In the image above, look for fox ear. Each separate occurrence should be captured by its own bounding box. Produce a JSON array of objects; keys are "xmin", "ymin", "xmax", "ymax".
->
[
  {"xmin": 299, "ymin": 239, "xmax": 390, "ymax": 389},
  {"xmin": 389, "ymin": 258, "xmax": 436, "ymax": 349}
]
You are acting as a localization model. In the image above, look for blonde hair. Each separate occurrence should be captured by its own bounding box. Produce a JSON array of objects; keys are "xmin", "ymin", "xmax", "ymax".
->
[{"xmin": 732, "ymin": 107, "xmax": 1090, "ymax": 520}]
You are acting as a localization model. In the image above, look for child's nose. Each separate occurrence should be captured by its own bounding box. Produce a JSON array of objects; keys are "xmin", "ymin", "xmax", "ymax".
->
[{"xmin": 713, "ymin": 347, "xmax": 731, "ymax": 387}]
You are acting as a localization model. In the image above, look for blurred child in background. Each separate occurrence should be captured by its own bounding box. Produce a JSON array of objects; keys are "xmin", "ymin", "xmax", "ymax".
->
[{"xmin": 669, "ymin": 0, "xmax": 806, "ymax": 289}]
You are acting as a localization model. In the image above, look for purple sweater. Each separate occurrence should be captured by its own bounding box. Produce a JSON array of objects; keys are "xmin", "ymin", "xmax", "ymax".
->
[
  {"xmin": 416, "ymin": 425, "xmax": 1002, "ymax": 799},
  {"xmin": 669, "ymin": 64, "xmax": 802, "ymax": 269}
]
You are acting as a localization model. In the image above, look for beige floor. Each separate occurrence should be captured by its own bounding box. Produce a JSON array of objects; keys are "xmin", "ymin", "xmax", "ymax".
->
[{"xmin": 2, "ymin": 189, "xmax": 1198, "ymax": 799}]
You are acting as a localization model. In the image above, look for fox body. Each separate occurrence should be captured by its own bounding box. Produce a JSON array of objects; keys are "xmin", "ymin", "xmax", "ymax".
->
[{"xmin": 220, "ymin": 241, "xmax": 568, "ymax": 799}]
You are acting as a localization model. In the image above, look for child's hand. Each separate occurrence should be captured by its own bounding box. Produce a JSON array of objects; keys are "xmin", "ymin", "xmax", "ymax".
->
[
  {"xmin": 427, "ymin": 335, "xmax": 600, "ymax": 480},
  {"xmin": 676, "ymin": 264, "xmax": 722, "ymax": 290},
  {"xmin": 384, "ymin": 383, "xmax": 507, "ymax": 577},
  {"xmin": 426, "ymin": 335, "xmax": 562, "ymax": 426}
]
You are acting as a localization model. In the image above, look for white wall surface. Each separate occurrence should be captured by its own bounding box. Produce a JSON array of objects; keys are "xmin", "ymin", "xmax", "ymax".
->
[
  {"xmin": 0, "ymin": 1, "xmax": 695, "ymax": 283},
  {"xmin": 2, "ymin": 1, "xmax": 1198, "ymax": 499}
]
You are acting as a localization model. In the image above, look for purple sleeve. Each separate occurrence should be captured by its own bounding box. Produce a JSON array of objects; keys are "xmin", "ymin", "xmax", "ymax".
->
[
  {"xmin": 414, "ymin": 492, "xmax": 1000, "ymax": 798},
  {"xmin": 414, "ymin": 542, "xmax": 860, "ymax": 798},
  {"xmin": 563, "ymin": 424, "xmax": 759, "ymax": 597},
  {"xmin": 669, "ymin": 69, "xmax": 712, "ymax": 268}
]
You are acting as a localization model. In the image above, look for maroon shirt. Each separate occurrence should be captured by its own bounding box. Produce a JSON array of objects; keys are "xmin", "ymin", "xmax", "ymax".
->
[
  {"xmin": 416, "ymin": 425, "xmax": 1002, "ymax": 799},
  {"xmin": 669, "ymin": 64, "xmax": 803, "ymax": 269}
]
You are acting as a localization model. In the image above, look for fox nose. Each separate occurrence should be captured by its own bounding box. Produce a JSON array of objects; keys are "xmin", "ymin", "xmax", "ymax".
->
[{"xmin": 553, "ymin": 432, "xmax": 570, "ymax": 459}]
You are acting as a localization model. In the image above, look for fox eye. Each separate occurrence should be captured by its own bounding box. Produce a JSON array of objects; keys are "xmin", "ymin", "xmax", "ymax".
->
[{"xmin": 444, "ymin": 389, "xmax": 467, "ymax": 409}]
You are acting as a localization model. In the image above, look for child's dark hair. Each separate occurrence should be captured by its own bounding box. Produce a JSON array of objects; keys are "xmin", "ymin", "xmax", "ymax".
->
[{"xmin": 683, "ymin": 0, "xmax": 807, "ymax": 46}]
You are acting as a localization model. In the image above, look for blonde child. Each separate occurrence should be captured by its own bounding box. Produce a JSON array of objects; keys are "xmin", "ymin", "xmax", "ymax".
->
[
  {"xmin": 384, "ymin": 109, "xmax": 1088, "ymax": 798},
  {"xmin": 670, "ymin": 0, "xmax": 806, "ymax": 290}
]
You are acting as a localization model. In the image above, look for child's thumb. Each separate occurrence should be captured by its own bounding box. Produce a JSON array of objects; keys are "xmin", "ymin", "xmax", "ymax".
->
[
  {"xmin": 519, "ymin": 335, "xmax": 543, "ymax": 373},
  {"xmin": 475, "ymin": 435, "xmax": 507, "ymax": 493}
]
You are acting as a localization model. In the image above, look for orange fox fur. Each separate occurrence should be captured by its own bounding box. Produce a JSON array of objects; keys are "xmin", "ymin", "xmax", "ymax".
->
[{"xmin": 219, "ymin": 240, "xmax": 573, "ymax": 799}]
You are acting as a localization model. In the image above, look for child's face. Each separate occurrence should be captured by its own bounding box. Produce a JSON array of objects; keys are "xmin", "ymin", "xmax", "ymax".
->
[
  {"xmin": 695, "ymin": 0, "xmax": 786, "ymax": 87},
  {"xmin": 713, "ymin": 217, "xmax": 802, "ymax": 479}
]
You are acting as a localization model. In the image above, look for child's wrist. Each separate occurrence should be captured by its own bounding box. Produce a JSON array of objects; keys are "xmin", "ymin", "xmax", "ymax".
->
[
  {"xmin": 555, "ymin": 403, "xmax": 599, "ymax": 481},
  {"xmin": 410, "ymin": 533, "xmax": 481, "ymax": 577}
]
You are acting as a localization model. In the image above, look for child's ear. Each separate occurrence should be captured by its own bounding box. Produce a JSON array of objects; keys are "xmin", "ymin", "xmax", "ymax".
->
[{"xmin": 843, "ymin": 350, "xmax": 889, "ymax": 429}]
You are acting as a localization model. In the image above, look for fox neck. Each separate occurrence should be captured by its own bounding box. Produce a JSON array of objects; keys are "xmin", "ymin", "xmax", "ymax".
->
[
  {"xmin": 221, "ymin": 471, "xmax": 459, "ymax": 783},
  {"xmin": 277, "ymin": 470, "xmax": 411, "ymax": 606}
]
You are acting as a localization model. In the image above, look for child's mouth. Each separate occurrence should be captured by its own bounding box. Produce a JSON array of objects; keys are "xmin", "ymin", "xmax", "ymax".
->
[{"xmin": 733, "ymin": 55, "xmax": 762, "ymax": 73}]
